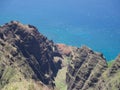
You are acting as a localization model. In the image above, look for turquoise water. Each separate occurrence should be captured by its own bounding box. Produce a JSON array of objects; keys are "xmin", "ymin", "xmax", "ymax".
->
[{"xmin": 0, "ymin": 0, "xmax": 120, "ymax": 60}]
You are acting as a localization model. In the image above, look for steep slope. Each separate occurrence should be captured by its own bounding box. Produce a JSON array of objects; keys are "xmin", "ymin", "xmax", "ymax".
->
[
  {"xmin": 54, "ymin": 44, "xmax": 75, "ymax": 90},
  {"xmin": 66, "ymin": 46, "xmax": 108, "ymax": 90},
  {"xmin": 0, "ymin": 21, "xmax": 120, "ymax": 90},
  {"xmin": 66, "ymin": 45, "xmax": 120, "ymax": 90},
  {"xmin": 0, "ymin": 21, "xmax": 62, "ymax": 90},
  {"xmin": 95, "ymin": 55, "xmax": 120, "ymax": 90}
]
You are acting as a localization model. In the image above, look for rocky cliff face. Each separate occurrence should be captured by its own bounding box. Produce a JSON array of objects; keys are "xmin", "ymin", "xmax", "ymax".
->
[
  {"xmin": 0, "ymin": 21, "xmax": 120, "ymax": 90},
  {"xmin": 0, "ymin": 21, "xmax": 62, "ymax": 89},
  {"xmin": 66, "ymin": 46, "xmax": 120, "ymax": 90},
  {"xmin": 95, "ymin": 55, "xmax": 120, "ymax": 90},
  {"xmin": 66, "ymin": 46, "xmax": 108, "ymax": 90}
]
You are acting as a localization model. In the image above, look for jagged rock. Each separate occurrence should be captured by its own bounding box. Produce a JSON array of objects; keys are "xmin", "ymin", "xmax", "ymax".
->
[
  {"xmin": 56, "ymin": 44, "xmax": 72, "ymax": 56},
  {"xmin": 95, "ymin": 54, "xmax": 120, "ymax": 90},
  {"xmin": 0, "ymin": 21, "xmax": 120, "ymax": 90},
  {"xmin": 108, "ymin": 55, "xmax": 120, "ymax": 75},
  {"xmin": 66, "ymin": 45, "xmax": 120, "ymax": 90},
  {"xmin": 0, "ymin": 21, "xmax": 62, "ymax": 89},
  {"xmin": 66, "ymin": 46, "xmax": 108, "ymax": 90}
]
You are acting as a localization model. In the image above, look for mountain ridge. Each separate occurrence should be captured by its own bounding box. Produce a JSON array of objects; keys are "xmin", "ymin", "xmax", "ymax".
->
[
  {"xmin": 0, "ymin": 21, "xmax": 119, "ymax": 90},
  {"xmin": 0, "ymin": 21, "xmax": 62, "ymax": 90}
]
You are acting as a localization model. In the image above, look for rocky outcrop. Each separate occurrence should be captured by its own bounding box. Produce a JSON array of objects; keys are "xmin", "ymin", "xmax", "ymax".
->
[
  {"xmin": 108, "ymin": 55, "xmax": 120, "ymax": 76},
  {"xmin": 0, "ymin": 21, "xmax": 62, "ymax": 89},
  {"xmin": 66, "ymin": 46, "xmax": 108, "ymax": 90},
  {"xmin": 66, "ymin": 45, "xmax": 120, "ymax": 90},
  {"xmin": 0, "ymin": 21, "xmax": 120, "ymax": 90},
  {"xmin": 56, "ymin": 43, "xmax": 76, "ymax": 67},
  {"xmin": 56, "ymin": 44, "xmax": 73, "ymax": 56},
  {"xmin": 95, "ymin": 54, "xmax": 120, "ymax": 90}
]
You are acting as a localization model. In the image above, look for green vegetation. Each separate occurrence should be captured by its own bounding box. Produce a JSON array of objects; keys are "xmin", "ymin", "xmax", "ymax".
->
[
  {"xmin": 98, "ymin": 58, "xmax": 120, "ymax": 90},
  {"xmin": 55, "ymin": 67, "xmax": 67, "ymax": 90},
  {"xmin": 28, "ymin": 84, "xmax": 35, "ymax": 90},
  {"xmin": 0, "ymin": 67, "xmax": 14, "ymax": 89},
  {"xmin": 54, "ymin": 56, "xmax": 73, "ymax": 90},
  {"xmin": 107, "ymin": 60, "xmax": 114, "ymax": 68},
  {"xmin": 101, "ymin": 71, "xmax": 120, "ymax": 90}
]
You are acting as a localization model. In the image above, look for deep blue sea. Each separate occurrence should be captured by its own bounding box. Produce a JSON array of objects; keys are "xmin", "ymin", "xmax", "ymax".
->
[{"xmin": 0, "ymin": 0, "xmax": 120, "ymax": 61}]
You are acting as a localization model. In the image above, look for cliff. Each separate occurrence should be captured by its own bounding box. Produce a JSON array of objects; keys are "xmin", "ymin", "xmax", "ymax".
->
[
  {"xmin": 95, "ymin": 55, "xmax": 120, "ymax": 90},
  {"xmin": 66, "ymin": 46, "xmax": 120, "ymax": 90},
  {"xmin": 0, "ymin": 21, "xmax": 62, "ymax": 90},
  {"xmin": 66, "ymin": 46, "xmax": 107, "ymax": 90},
  {"xmin": 0, "ymin": 21, "xmax": 120, "ymax": 90}
]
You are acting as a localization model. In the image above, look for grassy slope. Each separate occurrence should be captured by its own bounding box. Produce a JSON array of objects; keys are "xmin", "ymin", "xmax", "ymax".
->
[
  {"xmin": 2, "ymin": 79, "xmax": 45, "ymax": 90},
  {"xmin": 107, "ymin": 60, "xmax": 114, "ymax": 68},
  {"xmin": 100, "ymin": 60, "xmax": 120, "ymax": 90},
  {"xmin": 0, "ymin": 41, "xmax": 39, "ymax": 90},
  {"xmin": 55, "ymin": 67, "xmax": 67, "ymax": 90},
  {"xmin": 54, "ymin": 56, "xmax": 71, "ymax": 90}
]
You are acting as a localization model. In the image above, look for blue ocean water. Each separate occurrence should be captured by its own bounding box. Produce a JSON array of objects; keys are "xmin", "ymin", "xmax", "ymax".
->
[
  {"xmin": 38, "ymin": 25, "xmax": 120, "ymax": 61},
  {"xmin": 0, "ymin": 0, "xmax": 120, "ymax": 60}
]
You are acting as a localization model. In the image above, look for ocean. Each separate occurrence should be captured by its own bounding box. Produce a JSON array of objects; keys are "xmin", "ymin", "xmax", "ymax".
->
[
  {"xmin": 38, "ymin": 25, "xmax": 120, "ymax": 61},
  {"xmin": 0, "ymin": 0, "xmax": 120, "ymax": 60}
]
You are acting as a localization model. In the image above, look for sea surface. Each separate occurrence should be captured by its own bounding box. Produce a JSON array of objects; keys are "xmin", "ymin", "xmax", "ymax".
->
[
  {"xmin": 39, "ymin": 25, "xmax": 120, "ymax": 61},
  {"xmin": 0, "ymin": 0, "xmax": 120, "ymax": 61}
]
